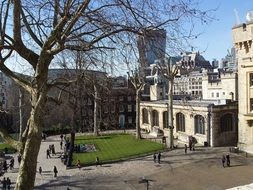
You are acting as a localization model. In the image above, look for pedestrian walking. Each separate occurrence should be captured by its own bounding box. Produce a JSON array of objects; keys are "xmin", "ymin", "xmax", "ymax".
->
[
  {"xmin": 47, "ymin": 149, "xmax": 51, "ymax": 159},
  {"xmin": 76, "ymin": 160, "xmax": 81, "ymax": 170},
  {"xmin": 222, "ymin": 155, "xmax": 226, "ymax": 167},
  {"xmin": 53, "ymin": 166, "xmax": 58, "ymax": 177},
  {"xmin": 153, "ymin": 153, "xmax": 156, "ymax": 163},
  {"xmin": 60, "ymin": 140, "xmax": 63, "ymax": 150},
  {"xmin": 3, "ymin": 160, "xmax": 7, "ymax": 172},
  {"xmin": 226, "ymin": 154, "xmax": 230, "ymax": 167},
  {"xmin": 17, "ymin": 154, "xmax": 21, "ymax": 165},
  {"xmin": 60, "ymin": 134, "xmax": 63, "ymax": 141},
  {"xmin": 157, "ymin": 152, "xmax": 161, "ymax": 164},
  {"xmin": 9, "ymin": 157, "xmax": 14, "ymax": 170},
  {"xmin": 51, "ymin": 144, "xmax": 55, "ymax": 155},
  {"xmin": 95, "ymin": 156, "xmax": 101, "ymax": 167},
  {"xmin": 2, "ymin": 177, "xmax": 6, "ymax": 190},
  {"xmin": 6, "ymin": 177, "xmax": 10, "ymax": 190},
  {"xmin": 184, "ymin": 144, "xmax": 187, "ymax": 154},
  {"xmin": 39, "ymin": 166, "xmax": 42, "ymax": 175}
]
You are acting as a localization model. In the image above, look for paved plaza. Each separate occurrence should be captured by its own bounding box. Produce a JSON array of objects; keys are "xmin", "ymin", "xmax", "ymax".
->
[{"xmin": 3, "ymin": 135, "xmax": 253, "ymax": 190}]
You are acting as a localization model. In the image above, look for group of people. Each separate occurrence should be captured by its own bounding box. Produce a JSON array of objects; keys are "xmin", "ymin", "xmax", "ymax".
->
[
  {"xmin": 2, "ymin": 156, "xmax": 15, "ymax": 173},
  {"xmin": 46, "ymin": 144, "xmax": 56, "ymax": 158},
  {"xmin": 1, "ymin": 177, "xmax": 11, "ymax": 190},
  {"xmin": 153, "ymin": 152, "xmax": 161, "ymax": 164},
  {"xmin": 37, "ymin": 165, "xmax": 58, "ymax": 177},
  {"xmin": 222, "ymin": 154, "xmax": 231, "ymax": 167}
]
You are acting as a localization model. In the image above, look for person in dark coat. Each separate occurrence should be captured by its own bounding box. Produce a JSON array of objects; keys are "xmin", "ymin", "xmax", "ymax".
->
[
  {"xmin": 2, "ymin": 177, "xmax": 6, "ymax": 190},
  {"xmin": 6, "ymin": 177, "xmax": 11, "ymax": 190},
  {"xmin": 3, "ymin": 160, "xmax": 7, "ymax": 172},
  {"xmin": 153, "ymin": 153, "xmax": 156, "ymax": 163},
  {"xmin": 46, "ymin": 149, "xmax": 51, "ymax": 159},
  {"xmin": 226, "ymin": 154, "xmax": 230, "ymax": 167},
  {"xmin": 9, "ymin": 157, "xmax": 14, "ymax": 170},
  {"xmin": 53, "ymin": 166, "xmax": 58, "ymax": 177},
  {"xmin": 39, "ymin": 166, "xmax": 42, "ymax": 175},
  {"xmin": 60, "ymin": 141, "xmax": 63, "ymax": 150},
  {"xmin": 184, "ymin": 144, "xmax": 188, "ymax": 154},
  {"xmin": 157, "ymin": 152, "xmax": 161, "ymax": 164},
  {"xmin": 222, "ymin": 155, "xmax": 226, "ymax": 167},
  {"xmin": 17, "ymin": 154, "xmax": 22, "ymax": 165}
]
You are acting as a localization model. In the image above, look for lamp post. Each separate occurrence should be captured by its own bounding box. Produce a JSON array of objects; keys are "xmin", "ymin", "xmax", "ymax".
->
[{"xmin": 139, "ymin": 176, "xmax": 152, "ymax": 190}]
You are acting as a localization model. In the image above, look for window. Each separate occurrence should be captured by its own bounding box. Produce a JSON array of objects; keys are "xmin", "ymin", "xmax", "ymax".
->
[
  {"xmin": 111, "ymin": 105, "xmax": 115, "ymax": 113},
  {"xmin": 128, "ymin": 105, "xmax": 132, "ymax": 112},
  {"xmin": 223, "ymin": 92, "xmax": 225, "ymax": 95},
  {"xmin": 163, "ymin": 111, "xmax": 168, "ymax": 128},
  {"xmin": 152, "ymin": 110, "xmax": 159, "ymax": 126},
  {"xmin": 127, "ymin": 96, "xmax": 132, "ymax": 101},
  {"xmin": 104, "ymin": 106, "xmax": 108, "ymax": 113},
  {"xmin": 142, "ymin": 109, "xmax": 149, "ymax": 124},
  {"xmin": 211, "ymin": 92, "xmax": 214, "ymax": 97},
  {"xmin": 176, "ymin": 113, "xmax": 185, "ymax": 132},
  {"xmin": 220, "ymin": 113, "xmax": 233, "ymax": 132},
  {"xmin": 194, "ymin": 115, "xmax": 205, "ymax": 134},
  {"xmin": 216, "ymin": 92, "xmax": 219, "ymax": 98},
  {"xmin": 119, "ymin": 96, "xmax": 124, "ymax": 101},
  {"xmin": 250, "ymin": 73, "xmax": 253, "ymax": 86},
  {"xmin": 128, "ymin": 117, "xmax": 132, "ymax": 124},
  {"xmin": 119, "ymin": 105, "xmax": 124, "ymax": 112},
  {"xmin": 250, "ymin": 98, "xmax": 253, "ymax": 112}
]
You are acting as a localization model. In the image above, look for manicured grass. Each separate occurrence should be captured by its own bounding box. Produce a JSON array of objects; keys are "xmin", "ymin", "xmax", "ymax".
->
[
  {"xmin": 0, "ymin": 143, "xmax": 16, "ymax": 153},
  {"xmin": 73, "ymin": 133, "xmax": 165, "ymax": 166}
]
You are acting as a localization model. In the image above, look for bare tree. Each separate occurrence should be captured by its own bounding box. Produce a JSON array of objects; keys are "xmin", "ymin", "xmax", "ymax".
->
[
  {"xmin": 127, "ymin": 69, "xmax": 145, "ymax": 139},
  {"xmin": 0, "ymin": 0, "xmax": 213, "ymax": 189},
  {"xmin": 157, "ymin": 57, "xmax": 179, "ymax": 148}
]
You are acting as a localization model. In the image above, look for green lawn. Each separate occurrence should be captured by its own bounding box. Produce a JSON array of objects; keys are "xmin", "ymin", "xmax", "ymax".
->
[
  {"xmin": 0, "ymin": 143, "xmax": 16, "ymax": 153},
  {"xmin": 73, "ymin": 133, "xmax": 165, "ymax": 165}
]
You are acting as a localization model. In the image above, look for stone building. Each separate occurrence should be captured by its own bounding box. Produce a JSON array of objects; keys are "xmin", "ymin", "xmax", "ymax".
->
[
  {"xmin": 232, "ymin": 14, "xmax": 253, "ymax": 153},
  {"xmin": 140, "ymin": 100, "xmax": 238, "ymax": 147},
  {"xmin": 0, "ymin": 72, "xmax": 12, "ymax": 110},
  {"xmin": 202, "ymin": 70, "xmax": 238, "ymax": 101}
]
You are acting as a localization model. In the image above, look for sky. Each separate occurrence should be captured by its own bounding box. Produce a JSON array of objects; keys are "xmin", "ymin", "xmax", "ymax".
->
[{"xmin": 192, "ymin": 0, "xmax": 253, "ymax": 61}]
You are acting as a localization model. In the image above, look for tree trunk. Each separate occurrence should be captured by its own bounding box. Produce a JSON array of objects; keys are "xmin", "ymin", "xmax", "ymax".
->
[
  {"xmin": 168, "ymin": 78, "xmax": 174, "ymax": 149},
  {"xmin": 94, "ymin": 85, "xmax": 99, "ymax": 136},
  {"xmin": 136, "ymin": 90, "xmax": 141, "ymax": 139},
  {"xmin": 15, "ymin": 95, "xmax": 45, "ymax": 190}
]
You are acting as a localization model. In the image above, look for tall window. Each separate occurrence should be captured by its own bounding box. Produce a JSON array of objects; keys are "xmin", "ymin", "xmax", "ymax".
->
[
  {"xmin": 163, "ymin": 111, "xmax": 168, "ymax": 129},
  {"xmin": 195, "ymin": 115, "xmax": 205, "ymax": 134},
  {"xmin": 250, "ymin": 73, "xmax": 253, "ymax": 86},
  {"xmin": 250, "ymin": 98, "xmax": 253, "ymax": 112},
  {"xmin": 176, "ymin": 113, "xmax": 185, "ymax": 132},
  {"xmin": 142, "ymin": 109, "xmax": 149, "ymax": 124},
  {"xmin": 220, "ymin": 113, "xmax": 233, "ymax": 132},
  {"xmin": 152, "ymin": 110, "xmax": 159, "ymax": 126}
]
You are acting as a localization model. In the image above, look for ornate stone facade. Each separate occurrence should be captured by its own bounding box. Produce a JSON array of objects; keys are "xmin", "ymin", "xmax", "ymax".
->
[
  {"xmin": 232, "ymin": 21, "xmax": 253, "ymax": 153},
  {"xmin": 140, "ymin": 100, "xmax": 238, "ymax": 147}
]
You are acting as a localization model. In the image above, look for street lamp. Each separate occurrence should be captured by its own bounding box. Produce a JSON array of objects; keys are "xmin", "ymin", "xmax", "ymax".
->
[{"xmin": 139, "ymin": 176, "xmax": 152, "ymax": 190}]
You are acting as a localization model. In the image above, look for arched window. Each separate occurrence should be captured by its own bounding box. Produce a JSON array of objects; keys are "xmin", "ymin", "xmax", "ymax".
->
[
  {"xmin": 163, "ymin": 111, "xmax": 168, "ymax": 128},
  {"xmin": 176, "ymin": 113, "xmax": 185, "ymax": 132},
  {"xmin": 220, "ymin": 113, "xmax": 233, "ymax": 132},
  {"xmin": 152, "ymin": 110, "xmax": 159, "ymax": 126},
  {"xmin": 195, "ymin": 115, "xmax": 205, "ymax": 134},
  {"xmin": 142, "ymin": 109, "xmax": 149, "ymax": 124}
]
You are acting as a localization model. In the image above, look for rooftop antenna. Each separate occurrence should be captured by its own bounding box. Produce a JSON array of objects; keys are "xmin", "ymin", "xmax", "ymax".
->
[{"xmin": 234, "ymin": 9, "xmax": 241, "ymax": 25}]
